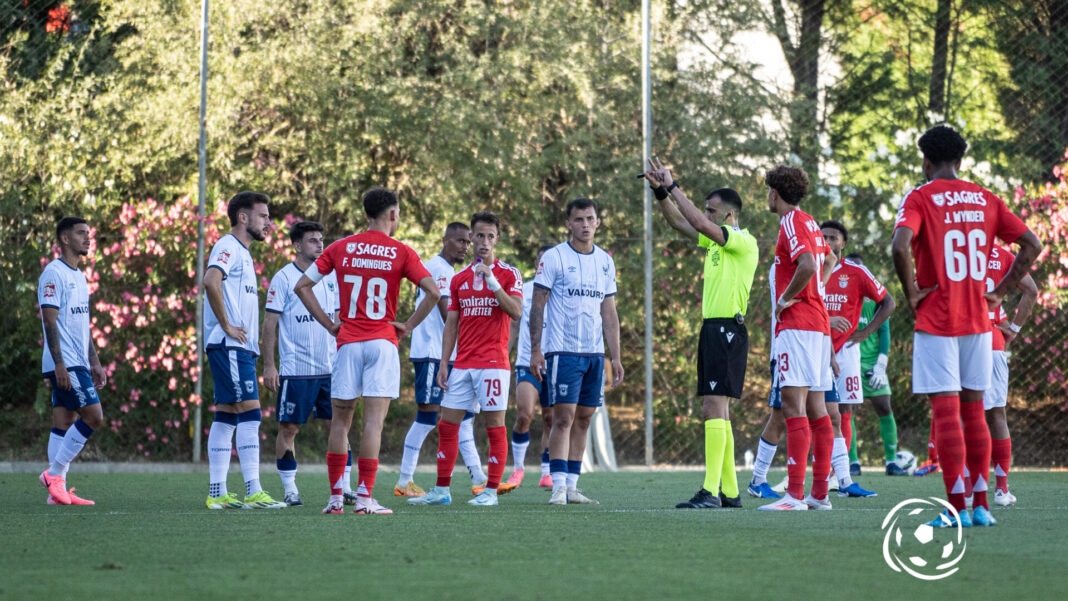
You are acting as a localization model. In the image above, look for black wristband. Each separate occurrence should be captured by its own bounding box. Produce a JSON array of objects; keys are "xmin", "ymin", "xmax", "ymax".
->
[
  {"xmin": 666, "ymin": 181, "xmax": 679, "ymax": 193},
  {"xmin": 653, "ymin": 186, "xmax": 669, "ymax": 201}
]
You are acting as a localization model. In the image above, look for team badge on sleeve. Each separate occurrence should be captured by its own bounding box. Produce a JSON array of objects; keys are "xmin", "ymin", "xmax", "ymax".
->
[
  {"xmin": 43, "ymin": 280, "xmax": 56, "ymax": 298},
  {"xmin": 217, "ymin": 250, "xmax": 231, "ymax": 265}
]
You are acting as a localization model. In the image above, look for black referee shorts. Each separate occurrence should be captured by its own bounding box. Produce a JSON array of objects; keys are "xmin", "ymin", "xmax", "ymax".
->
[{"xmin": 696, "ymin": 318, "xmax": 749, "ymax": 399}]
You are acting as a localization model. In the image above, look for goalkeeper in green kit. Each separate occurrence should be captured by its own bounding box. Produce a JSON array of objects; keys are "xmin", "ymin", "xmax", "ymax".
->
[{"xmin": 847, "ymin": 254, "xmax": 908, "ymax": 476}]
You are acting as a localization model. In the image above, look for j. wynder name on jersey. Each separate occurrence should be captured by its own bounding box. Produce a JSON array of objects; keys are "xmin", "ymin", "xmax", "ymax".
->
[
  {"xmin": 942, "ymin": 210, "xmax": 986, "ymax": 225},
  {"xmin": 460, "ymin": 295, "xmax": 499, "ymax": 317}
]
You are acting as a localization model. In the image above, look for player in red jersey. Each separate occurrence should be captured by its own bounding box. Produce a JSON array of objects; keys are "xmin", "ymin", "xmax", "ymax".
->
[
  {"xmin": 984, "ymin": 245, "xmax": 1037, "ymax": 506},
  {"xmin": 294, "ymin": 188, "xmax": 440, "ymax": 515},
  {"xmin": 757, "ymin": 166, "xmax": 838, "ymax": 511},
  {"xmin": 409, "ymin": 211, "xmax": 523, "ymax": 507},
  {"xmin": 892, "ymin": 125, "xmax": 1041, "ymax": 527},
  {"xmin": 820, "ymin": 221, "xmax": 895, "ymax": 496}
]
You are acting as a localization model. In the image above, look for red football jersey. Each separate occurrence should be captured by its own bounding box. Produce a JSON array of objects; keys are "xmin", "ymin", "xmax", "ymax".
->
[
  {"xmin": 987, "ymin": 244, "xmax": 1014, "ymax": 352},
  {"xmin": 894, "ymin": 179, "xmax": 1028, "ymax": 337},
  {"xmin": 447, "ymin": 259, "xmax": 522, "ymax": 369},
  {"xmin": 774, "ymin": 208, "xmax": 831, "ymax": 335},
  {"xmin": 311, "ymin": 230, "xmax": 430, "ymax": 348},
  {"xmin": 825, "ymin": 259, "xmax": 887, "ymax": 352}
]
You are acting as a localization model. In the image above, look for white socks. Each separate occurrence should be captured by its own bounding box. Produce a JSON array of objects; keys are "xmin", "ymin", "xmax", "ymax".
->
[
  {"xmin": 751, "ymin": 437, "xmax": 778, "ymax": 485},
  {"xmin": 399, "ymin": 420, "xmax": 436, "ymax": 485},
  {"xmin": 49, "ymin": 420, "xmax": 93, "ymax": 478},
  {"xmin": 236, "ymin": 416, "xmax": 262, "ymax": 496},
  {"xmin": 458, "ymin": 417, "xmax": 486, "ymax": 483},
  {"xmin": 832, "ymin": 437, "xmax": 853, "ymax": 488},
  {"xmin": 207, "ymin": 418, "xmax": 236, "ymax": 498}
]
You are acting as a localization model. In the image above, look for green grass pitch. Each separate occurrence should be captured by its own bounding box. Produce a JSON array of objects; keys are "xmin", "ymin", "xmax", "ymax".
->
[{"xmin": 2, "ymin": 470, "xmax": 1064, "ymax": 600}]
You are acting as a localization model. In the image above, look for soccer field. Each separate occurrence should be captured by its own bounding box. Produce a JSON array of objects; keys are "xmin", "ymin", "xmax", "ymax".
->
[{"xmin": 3, "ymin": 470, "xmax": 1064, "ymax": 601}]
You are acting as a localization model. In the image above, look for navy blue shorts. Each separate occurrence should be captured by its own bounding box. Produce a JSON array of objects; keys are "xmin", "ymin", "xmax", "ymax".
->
[
  {"xmin": 45, "ymin": 367, "xmax": 100, "ymax": 411},
  {"xmin": 515, "ymin": 366, "xmax": 550, "ymax": 408},
  {"xmin": 412, "ymin": 360, "xmax": 447, "ymax": 406},
  {"xmin": 767, "ymin": 359, "xmax": 782, "ymax": 409},
  {"xmin": 207, "ymin": 348, "xmax": 259, "ymax": 405},
  {"xmin": 824, "ymin": 379, "xmax": 841, "ymax": 403},
  {"xmin": 277, "ymin": 376, "xmax": 332, "ymax": 424},
  {"xmin": 545, "ymin": 354, "xmax": 604, "ymax": 408}
]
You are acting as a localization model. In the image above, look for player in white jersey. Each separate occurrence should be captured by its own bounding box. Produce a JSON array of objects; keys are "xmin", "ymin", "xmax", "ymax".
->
[
  {"xmin": 395, "ymin": 222, "xmax": 489, "ymax": 497},
  {"xmin": 37, "ymin": 217, "xmax": 106, "ymax": 505},
  {"xmin": 499, "ymin": 245, "xmax": 555, "ymax": 493},
  {"xmin": 530, "ymin": 199, "xmax": 624, "ymax": 505},
  {"xmin": 262, "ymin": 222, "xmax": 341, "ymax": 507},
  {"xmin": 203, "ymin": 192, "xmax": 285, "ymax": 510}
]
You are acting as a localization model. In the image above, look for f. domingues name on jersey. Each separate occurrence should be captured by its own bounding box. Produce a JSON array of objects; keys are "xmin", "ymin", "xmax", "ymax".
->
[{"xmin": 533, "ymin": 241, "xmax": 617, "ymax": 356}]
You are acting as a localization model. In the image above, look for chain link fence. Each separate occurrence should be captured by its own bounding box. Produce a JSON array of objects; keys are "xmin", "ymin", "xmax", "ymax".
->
[{"xmin": 3, "ymin": 1, "xmax": 1066, "ymax": 467}]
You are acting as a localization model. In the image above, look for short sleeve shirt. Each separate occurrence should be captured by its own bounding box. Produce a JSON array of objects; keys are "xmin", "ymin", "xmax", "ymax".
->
[
  {"xmin": 894, "ymin": 179, "xmax": 1028, "ymax": 337},
  {"xmin": 448, "ymin": 259, "xmax": 522, "ymax": 369},
  {"xmin": 515, "ymin": 280, "xmax": 537, "ymax": 367},
  {"xmin": 409, "ymin": 255, "xmax": 455, "ymax": 361},
  {"xmin": 265, "ymin": 263, "xmax": 339, "ymax": 376},
  {"xmin": 774, "ymin": 209, "xmax": 831, "ymax": 335},
  {"xmin": 39, "ymin": 259, "xmax": 91, "ymax": 373},
  {"xmin": 825, "ymin": 259, "xmax": 887, "ymax": 352},
  {"xmin": 697, "ymin": 227, "xmax": 759, "ymax": 319},
  {"xmin": 307, "ymin": 230, "xmax": 430, "ymax": 348},
  {"xmin": 533, "ymin": 242, "xmax": 617, "ymax": 356},
  {"xmin": 986, "ymin": 245, "xmax": 1014, "ymax": 352},
  {"xmin": 204, "ymin": 234, "xmax": 260, "ymax": 355}
]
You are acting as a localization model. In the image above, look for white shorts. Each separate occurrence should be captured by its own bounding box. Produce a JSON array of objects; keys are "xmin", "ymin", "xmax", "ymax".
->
[
  {"xmin": 911, "ymin": 331, "xmax": 993, "ymax": 394},
  {"xmin": 442, "ymin": 368, "xmax": 511, "ymax": 413},
  {"xmin": 835, "ymin": 342, "xmax": 864, "ymax": 405},
  {"xmin": 332, "ymin": 339, "xmax": 400, "ymax": 400},
  {"xmin": 984, "ymin": 350, "xmax": 1009, "ymax": 410},
  {"xmin": 775, "ymin": 329, "xmax": 833, "ymax": 391}
]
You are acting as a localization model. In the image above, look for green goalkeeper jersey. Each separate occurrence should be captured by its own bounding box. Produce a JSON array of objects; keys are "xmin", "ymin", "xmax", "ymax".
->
[{"xmin": 857, "ymin": 298, "xmax": 890, "ymax": 366}]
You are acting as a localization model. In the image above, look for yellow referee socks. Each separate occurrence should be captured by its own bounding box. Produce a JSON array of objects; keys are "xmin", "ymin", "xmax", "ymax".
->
[
  {"xmin": 720, "ymin": 421, "xmax": 739, "ymax": 498},
  {"xmin": 702, "ymin": 419, "xmax": 726, "ymax": 494}
]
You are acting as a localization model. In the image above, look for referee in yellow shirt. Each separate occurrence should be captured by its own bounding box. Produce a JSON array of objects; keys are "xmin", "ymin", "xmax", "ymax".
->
[{"xmin": 643, "ymin": 158, "xmax": 759, "ymax": 509}]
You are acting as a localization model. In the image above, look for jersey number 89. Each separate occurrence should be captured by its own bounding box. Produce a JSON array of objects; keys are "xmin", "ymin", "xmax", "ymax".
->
[
  {"xmin": 344, "ymin": 275, "xmax": 388, "ymax": 320},
  {"xmin": 944, "ymin": 229, "xmax": 987, "ymax": 283}
]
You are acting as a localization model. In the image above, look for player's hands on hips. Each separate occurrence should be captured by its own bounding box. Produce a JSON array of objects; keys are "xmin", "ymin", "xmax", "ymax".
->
[
  {"xmin": 436, "ymin": 361, "xmax": 450, "ymax": 390},
  {"xmin": 530, "ymin": 349, "xmax": 545, "ymax": 382},
  {"xmin": 829, "ymin": 316, "xmax": 851, "ymax": 333},
  {"xmin": 327, "ymin": 320, "xmax": 341, "ymax": 337},
  {"xmin": 846, "ymin": 328, "xmax": 867, "ymax": 344},
  {"xmin": 907, "ymin": 281, "xmax": 937, "ymax": 317},
  {"xmin": 868, "ymin": 354, "xmax": 888, "ymax": 389},
  {"xmin": 643, "ymin": 157, "xmax": 674, "ymax": 188},
  {"xmin": 774, "ymin": 296, "xmax": 797, "ymax": 320},
  {"xmin": 54, "ymin": 363, "xmax": 71, "ymax": 391},
  {"xmin": 611, "ymin": 358, "xmax": 624, "ymax": 387},
  {"xmin": 223, "ymin": 324, "xmax": 248, "ymax": 345},
  {"xmin": 263, "ymin": 365, "xmax": 279, "ymax": 392},
  {"xmin": 984, "ymin": 288, "xmax": 1006, "ymax": 312},
  {"xmin": 390, "ymin": 321, "xmax": 412, "ymax": 339},
  {"xmin": 1001, "ymin": 324, "xmax": 1018, "ymax": 348},
  {"xmin": 90, "ymin": 363, "xmax": 107, "ymax": 388}
]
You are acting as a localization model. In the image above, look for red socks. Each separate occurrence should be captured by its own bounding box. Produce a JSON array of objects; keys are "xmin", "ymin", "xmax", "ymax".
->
[
  {"xmin": 992, "ymin": 437, "xmax": 1012, "ymax": 493},
  {"xmin": 356, "ymin": 457, "xmax": 378, "ymax": 498},
  {"xmin": 927, "ymin": 419, "xmax": 939, "ymax": 463},
  {"xmin": 785, "ymin": 417, "xmax": 811, "ymax": 500},
  {"xmin": 486, "ymin": 426, "xmax": 508, "ymax": 490},
  {"xmin": 436, "ymin": 420, "xmax": 460, "ymax": 488},
  {"xmin": 327, "ymin": 452, "xmax": 348, "ymax": 496},
  {"xmin": 961, "ymin": 400, "xmax": 991, "ymax": 510},
  {"xmin": 840, "ymin": 410, "xmax": 853, "ymax": 452},
  {"xmin": 809, "ymin": 415, "xmax": 833, "ymax": 500},
  {"xmin": 930, "ymin": 395, "xmax": 966, "ymax": 511}
]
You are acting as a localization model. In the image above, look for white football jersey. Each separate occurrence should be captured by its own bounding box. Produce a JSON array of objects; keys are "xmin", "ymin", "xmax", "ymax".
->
[
  {"xmin": 515, "ymin": 280, "xmax": 539, "ymax": 367},
  {"xmin": 265, "ymin": 263, "xmax": 339, "ymax": 376},
  {"xmin": 409, "ymin": 254, "xmax": 456, "ymax": 361},
  {"xmin": 38, "ymin": 259, "xmax": 91, "ymax": 373},
  {"xmin": 533, "ymin": 242, "xmax": 616, "ymax": 356},
  {"xmin": 769, "ymin": 262, "xmax": 777, "ymax": 360},
  {"xmin": 204, "ymin": 233, "xmax": 260, "ymax": 355}
]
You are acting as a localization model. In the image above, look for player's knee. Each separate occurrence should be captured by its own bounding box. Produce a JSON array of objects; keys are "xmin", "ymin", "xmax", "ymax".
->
[
  {"xmin": 278, "ymin": 422, "xmax": 299, "ymax": 439},
  {"xmin": 514, "ymin": 413, "xmax": 532, "ymax": 431},
  {"xmin": 872, "ymin": 398, "xmax": 892, "ymax": 417},
  {"xmin": 82, "ymin": 412, "xmax": 104, "ymax": 430}
]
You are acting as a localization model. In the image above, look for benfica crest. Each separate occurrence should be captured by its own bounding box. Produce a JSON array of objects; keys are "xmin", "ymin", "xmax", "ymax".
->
[
  {"xmin": 838, "ymin": 274, "xmax": 849, "ymax": 289},
  {"xmin": 346, "ymin": 242, "xmax": 356, "ymax": 254}
]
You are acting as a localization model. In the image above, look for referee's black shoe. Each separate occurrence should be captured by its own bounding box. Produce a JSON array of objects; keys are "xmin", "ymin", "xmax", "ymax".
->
[
  {"xmin": 676, "ymin": 488, "xmax": 721, "ymax": 508},
  {"xmin": 719, "ymin": 491, "xmax": 743, "ymax": 508}
]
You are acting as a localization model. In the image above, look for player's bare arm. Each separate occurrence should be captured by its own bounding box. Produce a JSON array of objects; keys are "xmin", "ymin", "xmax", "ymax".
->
[
  {"xmin": 436, "ymin": 293, "xmax": 449, "ymax": 321},
  {"xmin": 260, "ymin": 311, "xmax": 280, "ymax": 392},
  {"xmin": 644, "ymin": 157, "xmax": 724, "ymax": 244},
  {"xmin": 87, "ymin": 339, "xmax": 106, "ymax": 388},
  {"xmin": 294, "ymin": 274, "xmax": 340, "ymax": 337},
  {"xmin": 528, "ymin": 286, "xmax": 550, "ymax": 382},
  {"xmin": 891, "ymin": 227, "xmax": 937, "ymax": 317},
  {"xmin": 822, "ymin": 251, "xmax": 837, "ymax": 286},
  {"xmin": 437, "ymin": 310, "xmax": 460, "ymax": 390},
  {"xmin": 829, "ymin": 316, "xmax": 851, "ymax": 333},
  {"xmin": 601, "ymin": 295, "xmax": 625, "ymax": 387},
  {"xmin": 986, "ymin": 230, "xmax": 1042, "ymax": 309},
  {"xmin": 848, "ymin": 294, "xmax": 896, "ymax": 344},
  {"xmin": 42, "ymin": 307, "xmax": 70, "ymax": 390},
  {"xmin": 1003, "ymin": 273, "xmax": 1039, "ymax": 347},
  {"xmin": 395, "ymin": 276, "xmax": 442, "ymax": 339},
  {"xmin": 204, "ymin": 267, "xmax": 249, "ymax": 344},
  {"xmin": 508, "ymin": 311, "xmax": 519, "ymax": 357},
  {"xmin": 775, "ymin": 251, "xmax": 817, "ymax": 320}
]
